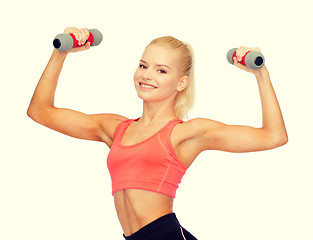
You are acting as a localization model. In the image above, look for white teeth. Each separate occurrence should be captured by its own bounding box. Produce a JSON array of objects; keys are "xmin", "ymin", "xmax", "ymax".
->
[{"xmin": 141, "ymin": 84, "xmax": 155, "ymax": 89}]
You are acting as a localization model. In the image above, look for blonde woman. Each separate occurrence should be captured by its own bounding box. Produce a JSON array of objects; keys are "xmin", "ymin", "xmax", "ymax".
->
[{"xmin": 27, "ymin": 27, "xmax": 288, "ymax": 240}]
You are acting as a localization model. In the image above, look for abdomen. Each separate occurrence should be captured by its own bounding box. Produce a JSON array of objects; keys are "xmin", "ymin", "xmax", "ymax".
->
[{"xmin": 113, "ymin": 189, "xmax": 174, "ymax": 236}]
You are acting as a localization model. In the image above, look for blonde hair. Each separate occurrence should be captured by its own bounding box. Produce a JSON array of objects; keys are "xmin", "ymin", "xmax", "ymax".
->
[{"xmin": 149, "ymin": 36, "xmax": 195, "ymax": 120}]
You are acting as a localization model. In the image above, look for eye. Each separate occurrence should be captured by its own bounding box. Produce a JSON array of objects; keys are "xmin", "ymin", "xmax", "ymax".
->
[
  {"xmin": 158, "ymin": 69, "xmax": 167, "ymax": 74},
  {"xmin": 139, "ymin": 64, "xmax": 147, "ymax": 69}
]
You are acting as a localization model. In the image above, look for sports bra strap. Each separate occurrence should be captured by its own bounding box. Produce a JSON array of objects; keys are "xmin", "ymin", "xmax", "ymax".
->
[
  {"xmin": 112, "ymin": 118, "xmax": 134, "ymax": 141},
  {"xmin": 113, "ymin": 118, "xmax": 183, "ymax": 140}
]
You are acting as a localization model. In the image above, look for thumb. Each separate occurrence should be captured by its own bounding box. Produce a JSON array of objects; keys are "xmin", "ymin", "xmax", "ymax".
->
[
  {"xmin": 233, "ymin": 57, "xmax": 252, "ymax": 72},
  {"xmin": 68, "ymin": 41, "xmax": 91, "ymax": 53}
]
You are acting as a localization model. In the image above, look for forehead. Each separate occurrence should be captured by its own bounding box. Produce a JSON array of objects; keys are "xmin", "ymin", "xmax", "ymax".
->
[{"xmin": 141, "ymin": 44, "xmax": 181, "ymax": 67}]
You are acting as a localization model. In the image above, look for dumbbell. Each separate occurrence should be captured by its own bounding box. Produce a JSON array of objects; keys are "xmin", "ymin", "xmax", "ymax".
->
[
  {"xmin": 227, "ymin": 48, "xmax": 265, "ymax": 70},
  {"xmin": 53, "ymin": 29, "xmax": 103, "ymax": 52}
]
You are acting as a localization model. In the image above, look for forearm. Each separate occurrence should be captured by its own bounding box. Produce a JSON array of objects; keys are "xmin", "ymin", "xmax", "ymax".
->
[
  {"xmin": 28, "ymin": 49, "xmax": 67, "ymax": 111},
  {"xmin": 256, "ymin": 66, "xmax": 288, "ymax": 142}
]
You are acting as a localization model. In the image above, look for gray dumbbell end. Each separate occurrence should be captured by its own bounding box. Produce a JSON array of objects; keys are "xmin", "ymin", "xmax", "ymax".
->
[
  {"xmin": 227, "ymin": 48, "xmax": 265, "ymax": 70},
  {"xmin": 227, "ymin": 48, "xmax": 237, "ymax": 65},
  {"xmin": 245, "ymin": 51, "xmax": 265, "ymax": 70},
  {"xmin": 89, "ymin": 29, "xmax": 103, "ymax": 46},
  {"xmin": 53, "ymin": 33, "xmax": 74, "ymax": 52}
]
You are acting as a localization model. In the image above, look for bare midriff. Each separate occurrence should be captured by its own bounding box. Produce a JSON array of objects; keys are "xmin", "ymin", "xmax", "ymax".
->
[{"xmin": 113, "ymin": 189, "xmax": 174, "ymax": 237}]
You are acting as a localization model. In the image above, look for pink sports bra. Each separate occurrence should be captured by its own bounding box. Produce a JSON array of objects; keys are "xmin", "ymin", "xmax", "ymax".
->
[{"xmin": 107, "ymin": 117, "xmax": 188, "ymax": 198}]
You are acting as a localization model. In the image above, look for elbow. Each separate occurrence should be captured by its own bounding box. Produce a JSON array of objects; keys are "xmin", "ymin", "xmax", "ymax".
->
[
  {"xmin": 271, "ymin": 132, "xmax": 288, "ymax": 148},
  {"xmin": 27, "ymin": 108, "xmax": 42, "ymax": 124},
  {"xmin": 27, "ymin": 105, "xmax": 36, "ymax": 120},
  {"xmin": 282, "ymin": 132, "xmax": 289, "ymax": 145},
  {"xmin": 27, "ymin": 104, "xmax": 41, "ymax": 122},
  {"xmin": 27, "ymin": 104, "xmax": 51, "ymax": 123},
  {"xmin": 276, "ymin": 135, "xmax": 288, "ymax": 147}
]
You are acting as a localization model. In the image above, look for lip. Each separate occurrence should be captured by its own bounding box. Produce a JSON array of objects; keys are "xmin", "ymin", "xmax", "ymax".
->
[{"xmin": 139, "ymin": 82, "xmax": 157, "ymax": 88}]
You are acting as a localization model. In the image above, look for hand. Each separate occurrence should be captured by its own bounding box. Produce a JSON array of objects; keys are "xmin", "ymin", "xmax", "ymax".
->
[
  {"xmin": 63, "ymin": 27, "xmax": 91, "ymax": 53},
  {"xmin": 233, "ymin": 46, "xmax": 266, "ymax": 76}
]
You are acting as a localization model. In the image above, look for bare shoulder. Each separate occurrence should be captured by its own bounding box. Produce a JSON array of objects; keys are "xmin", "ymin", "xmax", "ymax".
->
[
  {"xmin": 175, "ymin": 117, "xmax": 224, "ymax": 142},
  {"xmin": 171, "ymin": 118, "xmax": 224, "ymax": 167},
  {"xmin": 93, "ymin": 113, "xmax": 128, "ymax": 147}
]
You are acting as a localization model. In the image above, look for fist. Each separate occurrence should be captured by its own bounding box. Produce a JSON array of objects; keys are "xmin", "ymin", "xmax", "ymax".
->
[
  {"xmin": 63, "ymin": 27, "xmax": 91, "ymax": 53},
  {"xmin": 233, "ymin": 46, "xmax": 264, "ymax": 74}
]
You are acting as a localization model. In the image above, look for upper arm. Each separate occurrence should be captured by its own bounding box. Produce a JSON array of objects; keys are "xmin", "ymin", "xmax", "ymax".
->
[
  {"xmin": 187, "ymin": 118, "xmax": 287, "ymax": 153},
  {"xmin": 27, "ymin": 106, "xmax": 127, "ymax": 147}
]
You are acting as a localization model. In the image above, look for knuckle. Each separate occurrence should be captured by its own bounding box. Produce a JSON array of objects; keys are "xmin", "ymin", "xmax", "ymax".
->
[{"xmin": 64, "ymin": 27, "xmax": 72, "ymax": 33}]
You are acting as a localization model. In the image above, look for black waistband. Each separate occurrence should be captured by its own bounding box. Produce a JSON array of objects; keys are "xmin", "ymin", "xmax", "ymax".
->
[{"xmin": 123, "ymin": 213, "xmax": 181, "ymax": 240}]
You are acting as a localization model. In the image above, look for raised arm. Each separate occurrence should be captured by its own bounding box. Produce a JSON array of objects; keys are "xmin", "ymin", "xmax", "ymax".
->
[
  {"xmin": 27, "ymin": 27, "xmax": 127, "ymax": 147},
  {"xmin": 186, "ymin": 47, "xmax": 288, "ymax": 153}
]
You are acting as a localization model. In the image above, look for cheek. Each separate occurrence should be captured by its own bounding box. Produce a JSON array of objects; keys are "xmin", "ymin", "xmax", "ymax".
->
[
  {"xmin": 134, "ymin": 69, "xmax": 140, "ymax": 80},
  {"xmin": 163, "ymin": 76, "xmax": 179, "ymax": 89},
  {"xmin": 156, "ymin": 78, "xmax": 178, "ymax": 95}
]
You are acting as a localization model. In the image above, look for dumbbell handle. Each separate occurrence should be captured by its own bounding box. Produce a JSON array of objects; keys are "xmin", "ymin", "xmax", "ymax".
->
[
  {"xmin": 53, "ymin": 29, "xmax": 103, "ymax": 52},
  {"xmin": 227, "ymin": 48, "xmax": 265, "ymax": 70},
  {"xmin": 67, "ymin": 33, "xmax": 94, "ymax": 48}
]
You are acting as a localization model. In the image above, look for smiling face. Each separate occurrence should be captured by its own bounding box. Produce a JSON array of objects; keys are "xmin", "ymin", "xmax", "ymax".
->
[{"xmin": 134, "ymin": 44, "xmax": 188, "ymax": 102}]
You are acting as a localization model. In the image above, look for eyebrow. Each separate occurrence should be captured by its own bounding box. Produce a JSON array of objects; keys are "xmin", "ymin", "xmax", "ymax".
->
[{"xmin": 140, "ymin": 60, "xmax": 171, "ymax": 70}]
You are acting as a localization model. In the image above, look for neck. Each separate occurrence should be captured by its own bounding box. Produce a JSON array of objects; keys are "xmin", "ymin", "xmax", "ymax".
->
[{"xmin": 139, "ymin": 99, "xmax": 177, "ymax": 125}]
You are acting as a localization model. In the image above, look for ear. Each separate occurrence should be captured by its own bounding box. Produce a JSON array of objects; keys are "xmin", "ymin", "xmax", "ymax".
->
[{"xmin": 177, "ymin": 76, "xmax": 189, "ymax": 92}]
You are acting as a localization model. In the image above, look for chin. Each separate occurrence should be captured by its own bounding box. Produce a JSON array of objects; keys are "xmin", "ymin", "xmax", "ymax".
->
[{"xmin": 137, "ymin": 94, "xmax": 156, "ymax": 102}]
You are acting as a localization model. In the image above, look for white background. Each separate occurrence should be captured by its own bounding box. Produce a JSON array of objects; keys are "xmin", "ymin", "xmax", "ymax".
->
[{"xmin": 1, "ymin": 0, "xmax": 312, "ymax": 239}]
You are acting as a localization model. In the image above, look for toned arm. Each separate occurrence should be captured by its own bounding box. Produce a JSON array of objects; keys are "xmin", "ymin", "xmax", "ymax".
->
[
  {"xmin": 28, "ymin": 106, "xmax": 127, "ymax": 146},
  {"xmin": 27, "ymin": 28, "xmax": 127, "ymax": 147},
  {"xmin": 185, "ymin": 48, "xmax": 288, "ymax": 154}
]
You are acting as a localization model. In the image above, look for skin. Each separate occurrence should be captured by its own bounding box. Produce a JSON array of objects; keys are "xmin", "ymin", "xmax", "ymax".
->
[{"xmin": 27, "ymin": 27, "xmax": 288, "ymax": 236}]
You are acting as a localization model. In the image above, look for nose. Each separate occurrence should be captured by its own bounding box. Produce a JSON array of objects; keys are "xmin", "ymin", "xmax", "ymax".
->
[{"xmin": 143, "ymin": 69, "xmax": 153, "ymax": 81}]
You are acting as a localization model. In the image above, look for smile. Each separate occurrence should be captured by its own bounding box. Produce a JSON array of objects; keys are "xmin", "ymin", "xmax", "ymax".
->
[{"xmin": 139, "ymin": 82, "xmax": 157, "ymax": 90}]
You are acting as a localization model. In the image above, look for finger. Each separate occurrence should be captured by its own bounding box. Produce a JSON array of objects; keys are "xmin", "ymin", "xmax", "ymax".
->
[
  {"xmin": 237, "ymin": 46, "xmax": 250, "ymax": 62},
  {"xmin": 66, "ymin": 27, "xmax": 82, "ymax": 45},
  {"xmin": 64, "ymin": 27, "xmax": 72, "ymax": 34},
  {"xmin": 233, "ymin": 56, "xmax": 244, "ymax": 68},
  {"xmin": 81, "ymin": 42, "xmax": 91, "ymax": 51},
  {"xmin": 81, "ymin": 28, "xmax": 90, "ymax": 43},
  {"xmin": 64, "ymin": 27, "xmax": 79, "ymax": 37},
  {"xmin": 238, "ymin": 46, "xmax": 246, "ymax": 61},
  {"xmin": 64, "ymin": 27, "xmax": 89, "ymax": 46},
  {"xmin": 85, "ymin": 41, "xmax": 91, "ymax": 49},
  {"xmin": 236, "ymin": 49, "xmax": 242, "ymax": 62},
  {"xmin": 77, "ymin": 30, "xmax": 84, "ymax": 46},
  {"xmin": 68, "ymin": 43, "xmax": 90, "ymax": 53},
  {"xmin": 79, "ymin": 29, "xmax": 87, "ymax": 45},
  {"xmin": 71, "ymin": 28, "xmax": 83, "ymax": 45},
  {"xmin": 79, "ymin": 28, "xmax": 90, "ymax": 46},
  {"xmin": 251, "ymin": 47, "xmax": 261, "ymax": 53},
  {"xmin": 233, "ymin": 56, "xmax": 241, "ymax": 67}
]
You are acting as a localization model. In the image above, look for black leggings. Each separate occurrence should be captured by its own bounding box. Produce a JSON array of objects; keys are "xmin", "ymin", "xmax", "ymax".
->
[{"xmin": 123, "ymin": 213, "xmax": 197, "ymax": 240}]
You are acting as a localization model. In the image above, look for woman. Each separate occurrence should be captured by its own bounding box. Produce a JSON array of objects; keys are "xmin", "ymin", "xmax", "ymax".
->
[{"xmin": 27, "ymin": 27, "xmax": 288, "ymax": 239}]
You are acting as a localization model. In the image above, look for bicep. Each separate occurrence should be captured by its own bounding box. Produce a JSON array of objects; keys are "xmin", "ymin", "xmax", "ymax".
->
[
  {"xmin": 29, "ymin": 106, "xmax": 127, "ymax": 144},
  {"xmin": 192, "ymin": 118, "xmax": 277, "ymax": 153}
]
